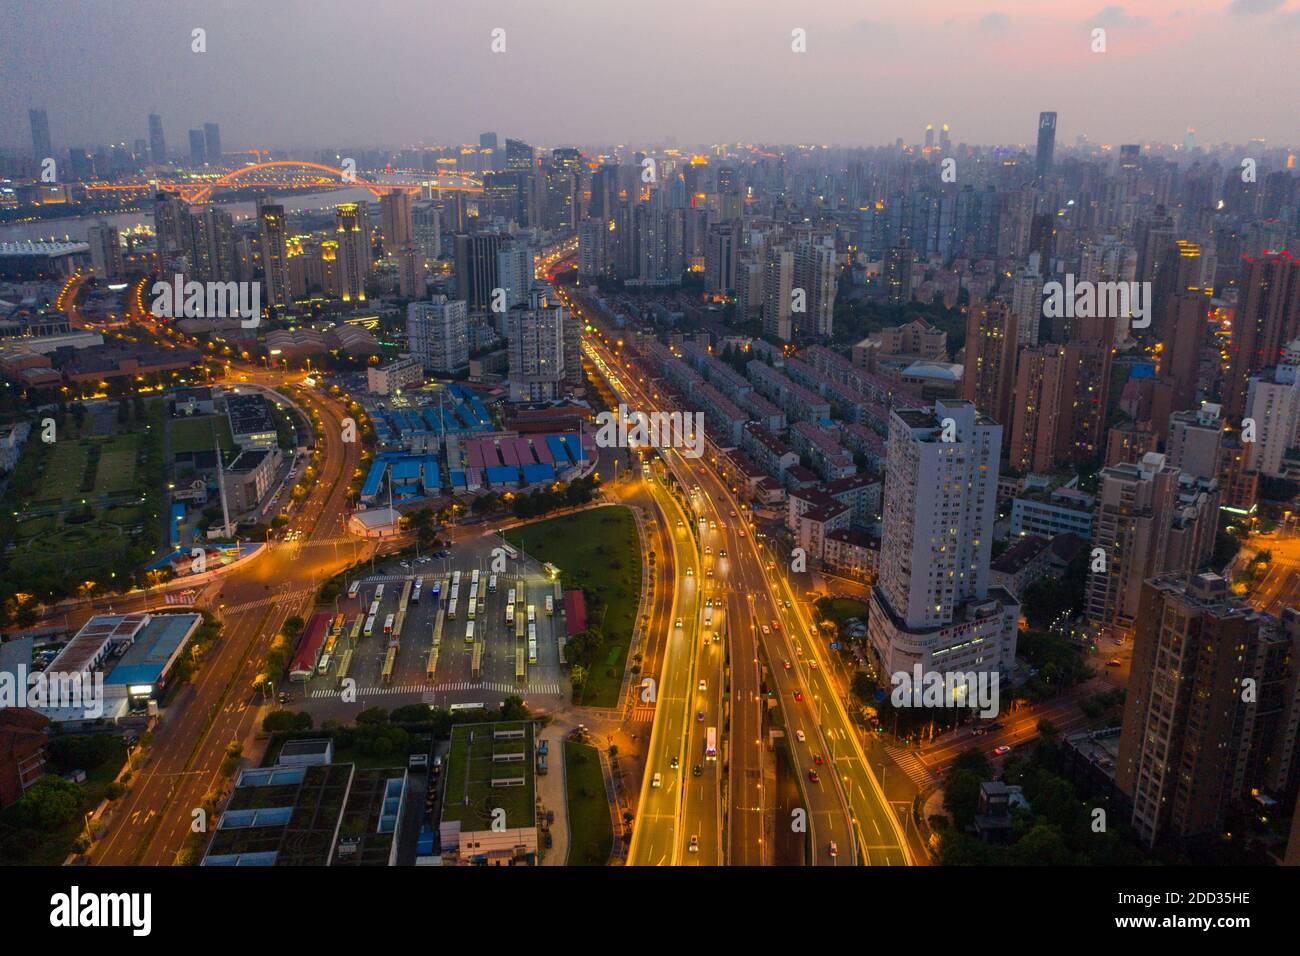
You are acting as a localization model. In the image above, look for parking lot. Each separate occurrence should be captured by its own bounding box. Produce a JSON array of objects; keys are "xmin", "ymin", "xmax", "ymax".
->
[{"xmin": 296, "ymin": 533, "xmax": 571, "ymax": 713}]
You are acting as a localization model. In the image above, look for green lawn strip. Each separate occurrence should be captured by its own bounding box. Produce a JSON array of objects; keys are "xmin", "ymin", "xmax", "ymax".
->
[{"xmin": 563, "ymin": 741, "xmax": 612, "ymax": 866}]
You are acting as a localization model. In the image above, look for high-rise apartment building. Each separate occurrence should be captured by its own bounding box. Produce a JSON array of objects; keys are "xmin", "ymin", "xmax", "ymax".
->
[
  {"xmin": 407, "ymin": 295, "xmax": 469, "ymax": 374},
  {"xmin": 258, "ymin": 202, "xmax": 291, "ymax": 309},
  {"xmin": 792, "ymin": 232, "xmax": 836, "ymax": 339},
  {"xmin": 504, "ymin": 288, "xmax": 569, "ymax": 402},
  {"xmin": 1117, "ymin": 573, "xmax": 1300, "ymax": 847},
  {"xmin": 334, "ymin": 202, "xmax": 370, "ymax": 303},
  {"xmin": 203, "ymin": 122, "xmax": 222, "ymax": 163},
  {"xmin": 1225, "ymin": 252, "xmax": 1300, "ymax": 416},
  {"xmin": 188, "ymin": 129, "xmax": 206, "ymax": 166},
  {"xmin": 962, "ymin": 299, "xmax": 1019, "ymax": 426},
  {"xmin": 868, "ymin": 400, "xmax": 1019, "ymax": 679},
  {"xmin": 86, "ymin": 221, "xmax": 123, "ymax": 280},
  {"xmin": 762, "ymin": 245, "xmax": 795, "ymax": 341}
]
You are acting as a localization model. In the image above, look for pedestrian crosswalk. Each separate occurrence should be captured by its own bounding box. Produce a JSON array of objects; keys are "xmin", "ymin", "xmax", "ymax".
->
[
  {"xmin": 220, "ymin": 587, "xmax": 316, "ymax": 616},
  {"xmin": 885, "ymin": 746, "xmax": 935, "ymax": 788},
  {"xmin": 309, "ymin": 679, "xmax": 565, "ymax": 699},
  {"xmin": 629, "ymin": 704, "xmax": 656, "ymax": 723}
]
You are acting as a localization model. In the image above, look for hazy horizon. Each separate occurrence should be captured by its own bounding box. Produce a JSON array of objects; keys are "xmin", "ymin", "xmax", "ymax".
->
[{"xmin": 3, "ymin": 0, "xmax": 1299, "ymax": 152}]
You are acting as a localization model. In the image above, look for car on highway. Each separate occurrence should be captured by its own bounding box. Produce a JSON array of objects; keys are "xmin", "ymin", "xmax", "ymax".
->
[
  {"xmin": 688, "ymin": 835, "xmax": 699, "ymax": 853},
  {"xmin": 705, "ymin": 546, "xmax": 712, "ymax": 555},
  {"xmin": 719, "ymin": 549, "xmax": 727, "ymax": 558},
  {"xmin": 783, "ymin": 659, "xmax": 792, "ymax": 670},
  {"xmin": 993, "ymin": 745, "xmax": 1012, "ymax": 756},
  {"xmin": 676, "ymin": 618, "xmax": 683, "ymax": 628},
  {"xmin": 972, "ymin": 728, "xmax": 987, "ymax": 736},
  {"xmin": 730, "ymin": 510, "xmax": 737, "ymax": 517},
  {"xmin": 813, "ymin": 753, "xmax": 824, "ymax": 765},
  {"xmin": 795, "ymin": 729, "xmax": 806, "ymax": 742},
  {"xmin": 1106, "ymin": 658, "xmax": 1122, "ymax": 667},
  {"xmin": 794, "ymin": 691, "xmax": 804, "ymax": 702},
  {"xmin": 669, "ymin": 755, "xmax": 679, "ymax": 769},
  {"xmin": 807, "ymin": 769, "xmax": 819, "ymax": 783},
  {"xmin": 698, "ymin": 679, "xmax": 707, "ymax": 691},
  {"xmin": 783, "ymin": 599, "xmax": 792, "ymax": 609},
  {"xmin": 828, "ymin": 841, "xmax": 839, "ymax": 858},
  {"xmin": 771, "ymin": 620, "xmax": 780, "ymax": 631},
  {"xmin": 651, "ymin": 772, "xmax": 662, "ymax": 788},
  {"xmin": 686, "ymin": 567, "xmax": 693, "ymax": 575},
  {"xmin": 706, "ymin": 569, "xmax": 713, "ymax": 577},
  {"xmin": 696, "ymin": 709, "xmax": 704, "ymax": 721},
  {"xmin": 739, "ymin": 529, "xmax": 746, "ymax": 537},
  {"xmin": 692, "ymin": 764, "xmax": 702, "ymax": 777},
  {"xmin": 808, "ymin": 660, "xmax": 818, "ymax": 669},
  {"xmin": 762, "ymin": 624, "xmax": 770, "ymax": 635}
]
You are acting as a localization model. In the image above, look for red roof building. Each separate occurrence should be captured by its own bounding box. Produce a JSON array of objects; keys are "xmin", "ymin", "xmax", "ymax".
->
[
  {"xmin": 289, "ymin": 612, "xmax": 332, "ymax": 681},
  {"xmin": 563, "ymin": 590, "xmax": 587, "ymax": 636},
  {"xmin": 0, "ymin": 708, "xmax": 50, "ymax": 808}
]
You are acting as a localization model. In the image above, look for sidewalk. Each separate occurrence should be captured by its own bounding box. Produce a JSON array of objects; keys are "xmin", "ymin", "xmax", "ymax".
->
[{"xmin": 536, "ymin": 724, "xmax": 571, "ymax": 866}]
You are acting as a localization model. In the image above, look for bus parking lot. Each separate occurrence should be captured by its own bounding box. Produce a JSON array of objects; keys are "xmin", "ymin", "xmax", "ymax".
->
[{"xmin": 290, "ymin": 534, "xmax": 571, "ymax": 714}]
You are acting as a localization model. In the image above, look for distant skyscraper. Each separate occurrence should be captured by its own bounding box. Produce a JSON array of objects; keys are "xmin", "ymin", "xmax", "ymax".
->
[
  {"xmin": 188, "ymin": 129, "xmax": 206, "ymax": 166},
  {"xmin": 148, "ymin": 113, "xmax": 166, "ymax": 165},
  {"xmin": 962, "ymin": 299, "xmax": 1019, "ymax": 426},
  {"xmin": 883, "ymin": 245, "xmax": 913, "ymax": 305},
  {"xmin": 153, "ymin": 190, "xmax": 188, "ymax": 256},
  {"xmin": 1225, "ymin": 252, "xmax": 1300, "ymax": 416},
  {"xmin": 28, "ymin": 109, "xmax": 51, "ymax": 160},
  {"xmin": 868, "ymin": 400, "xmax": 1019, "ymax": 679},
  {"xmin": 1035, "ymin": 111, "xmax": 1056, "ymax": 177},
  {"xmin": 203, "ymin": 122, "xmax": 222, "ymax": 163},
  {"xmin": 505, "ymin": 138, "xmax": 534, "ymax": 173},
  {"xmin": 479, "ymin": 132, "xmax": 498, "ymax": 150},
  {"xmin": 379, "ymin": 190, "xmax": 414, "ymax": 253},
  {"xmin": 258, "ymin": 201, "xmax": 291, "ymax": 309}
]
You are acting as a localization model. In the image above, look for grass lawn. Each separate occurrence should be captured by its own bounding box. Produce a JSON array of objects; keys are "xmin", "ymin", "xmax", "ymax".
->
[
  {"xmin": 41, "ymin": 441, "xmax": 89, "ymax": 500},
  {"xmin": 170, "ymin": 414, "xmax": 234, "ymax": 455},
  {"xmin": 93, "ymin": 433, "xmax": 140, "ymax": 493},
  {"xmin": 563, "ymin": 741, "xmax": 612, "ymax": 866},
  {"xmin": 506, "ymin": 506, "xmax": 643, "ymax": 707},
  {"xmin": 817, "ymin": 597, "xmax": 870, "ymax": 629}
]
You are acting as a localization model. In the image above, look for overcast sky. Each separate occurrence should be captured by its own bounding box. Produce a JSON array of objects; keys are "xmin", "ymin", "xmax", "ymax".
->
[{"xmin": 2, "ymin": 0, "xmax": 1297, "ymax": 153}]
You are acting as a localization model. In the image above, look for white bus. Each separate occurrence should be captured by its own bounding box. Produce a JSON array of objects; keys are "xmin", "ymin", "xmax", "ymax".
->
[
  {"xmin": 488, "ymin": 574, "xmax": 498, "ymax": 593},
  {"xmin": 384, "ymin": 613, "xmax": 395, "ymax": 635},
  {"xmin": 347, "ymin": 581, "xmax": 360, "ymax": 600},
  {"xmin": 369, "ymin": 599, "xmax": 380, "ymax": 618},
  {"xmin": 467, "ymin": 600, "xmax": 476, "ymax": 622},
  {"xmin": 363, "ymin": 614, "xmax": 376, "ymax": 638},
  {"xmin": 470, "ymin": 569, "xmax": 480, "ymax": 588},
  {"xmin": 527, "ymin": 605, "xmax": 536, "ymax": 625},
  {"xmin": 705, "ymin": 727, "xmax": 717, "ymax": 761},
  {"xmin": 317, "ymin": 653, "xmax": 331, "ymax": 675},
  {"xmin": 451, "ymin": 570, "xmax": 462, "ymax": 588},
  {"xmin": 374, "ymin": 583, "xmax": 385, "ymax": 600},
  {"xmin": 447, "ymin": 598, "xmax": 458, "ymax": 620},
  {"xmin": 545, "ymin": 595, "xmax": 554, "ymax": 616},
  {"xmin": 507, "ymin": 587, "xmax": 516, "ymax": 606},
  {"xmin": 506, "ymin": 603, "xmax": 516, "ymax": 626},
  {"xmin": 465, "ymin": 620, "xmax": 476, "ymax": 644},
  {"xmin": 528, "ymin": 640, "xmax": 538, "ymax": 665}
]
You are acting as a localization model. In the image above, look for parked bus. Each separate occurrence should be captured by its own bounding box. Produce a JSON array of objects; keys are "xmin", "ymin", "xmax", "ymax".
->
[
  {"xmin": 363, "ymin": 614, "xmax": 376, "ymax": 638},
  {"xmin": 447, "ymin": 598, "xmax": 458, "ymax": 620},
  {"xmin": 347, "ymin": 581, "xmax": 360, "ymax": 600},
  {"xmin": 528, "ymin": 637, "xmax": 538, "ymax": 665},
  {"xmin": 317, "ymin": 652, "xmax": 331, "ymax": 675},
  {"xmin": 451, "ymin": 570, "xmax": 462, "ymax": 588},
  {"xmin": 470, "ymin": 568, "xmax": 480, "ymax": 588},
  {"xmin": 349, "ymin": 616, "xmax": 363, "ymax": 643},
  {"xmin": 332, "ymin": 612, "xmax": 346, "ymax": 635},
  {"xmin": 545, "ymin": 595, "xmax": 554, "ymax": 616},
  {"xmin": 515, "ymin": 646, "xmax": 526, "ymax": 683},
  {"xmin": 374, "ymin": 583, "xmax": 384, "ymax": 600},
  {"xmin": 465, "ymin": 620, "xmax": 476, "ymax": 644},
  {"xmin": 507, "ymin": 587, "xmax": 516, "ymax": 607},
  {"xmin": 467, "ymin": 600, "xmax": 476, "ymax": 622},
  {"xmin": 471, "ymin": 641, "xmax": 482, "ymax": 680},
  {"xmin": 449, "ymin": 702, "xmax": 484, "ymax": 713},
  {"xmin": 527, "ymin": 605, "xmax": 536, "ymax": 625},
  {"xmin": 488, "ymin": 574, "xmax": 497, "ymax": 593},
  {"xmin": 431, "ymin": 607, "xmax": 445, "ymax": 648},
  {"xmin": 381, "ymin": 646, "xmax": 397, "ymax": 684},
  {"xmin": 517, "ymin": 577, "xmax": 525, "ymax": 605},
  {"xmin": 411, "ymin": 578, "xmax": 423, "ymax": 604},
  {"xmin": 431, "ymin": 578, "xmax": 442, "ymax": 598},
  {"xmin": 384, "ymin": 613, "xmax": 395, "ymax": 635},
  {"xmin": 369, "ymin": 599, "xmax": 380, "ymax": 618},
  {"xmin": 506, "ymin": 603, "xmax": 515, "ymax": 626},
  {"xmin": 335, "ymin": 648, "xmax": 353, "ymax": 685},
  {"xmin": 705, "ymin": 727, "xmax": 717, "ymax": 760},
  {"xmin": 515, "ymin": 611, "xmax": 525, "ymax": 641}
]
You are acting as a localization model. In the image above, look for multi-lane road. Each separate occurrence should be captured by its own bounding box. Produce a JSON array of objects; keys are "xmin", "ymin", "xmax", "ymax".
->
[
  {"xmin": 576, "ymin": 311, "xmax": 908, "ymax": 866},
  {"xmin": 86, "ymin": 370, "xmax": 364, "ymax": 864}
]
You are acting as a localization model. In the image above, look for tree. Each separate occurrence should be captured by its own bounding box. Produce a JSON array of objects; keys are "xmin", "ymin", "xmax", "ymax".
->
[
  {"xmin": 17, "ymin": 776, "xmax": 82, "ymax": 830},
  {"xmin": 942, "ymin": 769, "xmax": 984, "ymax": 830}
]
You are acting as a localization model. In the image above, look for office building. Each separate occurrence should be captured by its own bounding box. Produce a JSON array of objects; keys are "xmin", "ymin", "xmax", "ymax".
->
[
  {"xmin": 334, "ymin": 202, "xmax": 370, "ymax": 303},
  {"xmin": 203, "ymin": 122, "xmax": 222, "ymax": 163},
  {"xmin": 1035, "ymin": 111, "xmax": 1056, "ymax": 177},
  {"xmin": 148, "ymin": 112, "xmax": 166, "ymax": 165},
  {"xmin": 29, "ymin": 108, "xmax": 51, "ymax": 160},
  {"xmin": 258, "ymin": 202, "xmax": 291, "ymax": 309}
]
